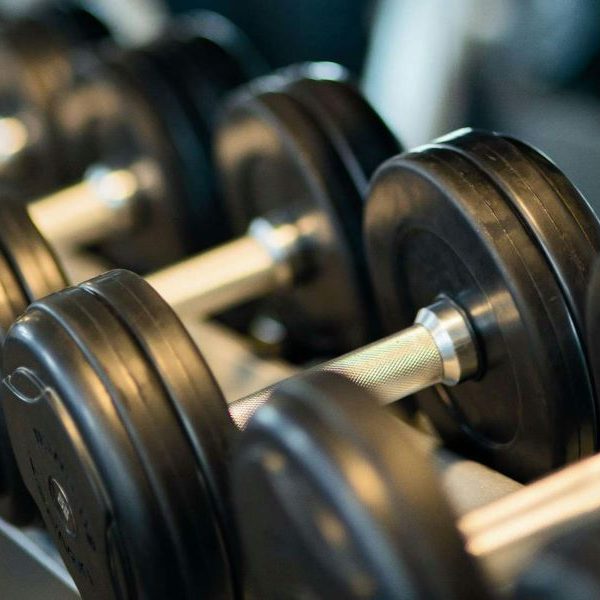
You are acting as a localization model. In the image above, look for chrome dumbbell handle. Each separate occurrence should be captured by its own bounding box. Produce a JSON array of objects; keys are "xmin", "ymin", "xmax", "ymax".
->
[
  {"xmin": 146, "ymin": 218, "xmax": 301, "ymax": 316},
  {"xmin": 229, "ymin": 296, "xmax": 479, "ymax": 428},
  {"xmin": 27, "ymin": 165, "xmax": 138, "ymax": 248},
  {"xmin": 0, "ymin": 117, "xmax": 29, "ymax": 175}
]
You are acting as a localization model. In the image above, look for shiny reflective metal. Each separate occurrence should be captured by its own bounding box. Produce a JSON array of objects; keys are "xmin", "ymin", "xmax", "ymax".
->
[
  {"xmin": 147, "ymin": 218, "xmax": 302, "ymax": 316},
  {"xmin": 0, "ymin": 117, "xmax": 29, "ymax": 174},
  {"xmin": 229, "ymin": 297, "xmax": 478, "ymax": 428},
  {"xmin": 27, "ymin": 164, "xmax": 139, "ymax": 249}
]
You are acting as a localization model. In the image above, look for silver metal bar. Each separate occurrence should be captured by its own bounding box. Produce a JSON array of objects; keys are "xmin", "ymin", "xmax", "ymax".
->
[
  {"xmin": 0, "ymin": 116, "xmax": 29, "ymax": 177},
  {"xmin": 459, "ymin": 451, "xmax": 600, "ymax": 592},
  {"xmin": 229, "ymin": 297, "xmax": 478, "ymax": 429},
  {"xmin": 27, "ymin": 165, "xmax": 138, "ymax": 249},
  {"xmin": 147, "ymin": 218, "xmax": 301, "ymax": 316}
]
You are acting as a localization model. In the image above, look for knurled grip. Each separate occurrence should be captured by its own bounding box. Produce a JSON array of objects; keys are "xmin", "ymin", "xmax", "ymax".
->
[{"xmin": 229, "ymin": 324, "xmax": 444, "ymax": 429}]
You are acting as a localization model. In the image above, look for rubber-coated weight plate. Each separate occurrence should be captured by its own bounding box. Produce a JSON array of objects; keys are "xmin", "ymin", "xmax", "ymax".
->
[
  {"xmin": 105, "ymin": 45, "xmax": 216, "ymax": 266},
  {"xmin": 284, "ymin": 70, "xmax": 402, "ymax": 343},
  {"xmin": 216, "ymin": 66, "xmax": 397, "ymax": 355},
  {"xmin": 233, "ymin": 371, "xmax": 490, "ymax": 599},
  {"xmin": 365, "ymin": 144, "xmax": 590, "ymax": 481},
  {"xmin": 437, "ymin": 130, "xmax": 600, "ymax": 406},
  {"xmin": 284, "ymin": 69, "xmax": 401, "ymax": 196},
  {"xmin": 0, "ymin": 4, "xmax": 110, "ymax": 193},
  {"xmin": 0, "ymin": 203, "xmax": 67, "ymax": 311},
  {"xmin": 84, "ymin": 13, "xmax": 264, "ymax": 271},
  {"xmin": 175, "ymin": 10, "xmax": 267, "ymax": 83},
  {"xmin": 2, "ymin": 282, "xmax": 234, "ymax": 598},
  {"xmin": 2, "ymin": 289, "xmax": 169, "ymax": 597},
  {"xmin": 0, "ymin": 193, "xmax": 29, "ymax": 337},
  {"xmin": 83, "ymin": 269, "xmax": 238, "ymax": 596}
]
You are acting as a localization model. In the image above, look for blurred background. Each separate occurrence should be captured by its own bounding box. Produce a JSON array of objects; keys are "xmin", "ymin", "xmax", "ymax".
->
[{"xmin": 3, "ymin": 0, "xmax": 600, "ymax": 211}]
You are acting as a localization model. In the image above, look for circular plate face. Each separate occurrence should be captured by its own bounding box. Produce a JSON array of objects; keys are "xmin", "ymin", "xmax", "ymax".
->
[
  {"xmin": 0, "ymin": 4, "xmax": 109, "ymax": 193},
  {"xmin": 232, "ymin": 371, "xmax": 489, "ymax": 599},
  {"xmin": 365, "ymin": 143, "xmax": 593, "ymax": 481},
  {"xmin": 1, "ymin": 274, "xmax": 235, "ymax": 598},
  {"xmin": 215, "ymin": 66, "xmax": 398, "ymax": 356},
  {"xmin": 436, "ymin": 129, "xmax": 600, "ymax": 393},
  {"xmin": 79, "ymin": 13, "xmax": 264, "ymax": 273},
  {"xmin": 0, "ymin": 21, "xmax": 70, "ymax": 192}
]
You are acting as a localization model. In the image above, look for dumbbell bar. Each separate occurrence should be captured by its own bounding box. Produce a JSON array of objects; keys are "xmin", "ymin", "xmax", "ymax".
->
[
  {"xmin": 2, "ymin": 10, "xmax": 265, "ymax": 276},
  {"xmin": 3, "ymin": 128, "xmax": 599, "ymax": 598},
  {"xmin": 0, "ymin": 65, "xmax": 397, "ymax": 357},
  {"xmin": 233, "ymin": 371, "xmax": 600, "ymax": 599}
]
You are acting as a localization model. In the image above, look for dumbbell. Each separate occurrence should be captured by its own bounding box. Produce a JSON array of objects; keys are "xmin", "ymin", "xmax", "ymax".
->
[
  {"xmin": 0, "ymin": 11, "xmax": 270, "ymax": 333},
  {"xmin": 14, "ymin": 10, "xmax": 267, "ymax": 273},
  {"xmin": 0, "ymin": 0, "xmax": 113, "ymax": 193},
  {"xmin": 3, "ymin": 128, "xmax": 599, "ymax": 598},
  {"xmin": 0, "ymin": 64, "xmax": 398, "ymax": 350},
  {"xmin": 232, "ymin": 371, "xmax": 600, "ymax": 599}
]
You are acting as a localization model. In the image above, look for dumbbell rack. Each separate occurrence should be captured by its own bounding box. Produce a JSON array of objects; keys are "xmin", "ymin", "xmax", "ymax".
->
[{"xmin": 0, "ymin": 252, "xmax": 524, "ymax": 598}]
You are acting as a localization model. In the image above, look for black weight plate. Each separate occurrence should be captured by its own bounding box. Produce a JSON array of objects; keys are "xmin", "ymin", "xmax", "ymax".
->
[
  {"xmin": 0, "ymin": 246, "xmax": 28, "ymax": 338},
  {"xmin": 83, "ymin": 269, "xmax": 238, "ymax": 596},
  {"xmin": 435, "ymin": 129, "xmax": 600, "ymax": 452},
  {"xmin": 68, "ymin": 59, "xmax": 190, "ymax": 271},
  {"xmin": 0, "ymin": 192, "xmax": 29, "ymax": 336},
  {"xmin": 134, "ymin": 36, "xmax": 239, "ymax": 247},
  {"xmin": 437, "ymin": 129, "xmax": 600, "ymax": 380},
  {"xmin": 2, "ymin": 290, "xmax": 172, "ymax": 598},
  {"xmin": 73, "ymin": 284, "xmax": 233, "ymax": 599},
  {"xmin": 175, "ymin": 10, "xmax": 267, "ymax": 83},
  {"xmin": 284, "ymin": 69, "xmax": 401, "ymax": 195},
  {"xmin": 232, "ymin": 371, "xmax": 490, "ymax": 600},
  {"xmin": 32, "ymin": 2, "xmax": 110, "ymax": 46},
  {"xmin": 133, "ymin": 14, "xmax": 266, "ymax": 248},
  {"xmin": 3, "ymin": 284, "xmax": 226, "ymax": 599},
  {"xmin": 104, "ymin": 46, "xmax": 215, "ymax": 265},
  {"xmin": 0, "ymin": 3, "xmax": 109, "ymax": 194},
  {"xmin": 87, "ymin": 14, "xmax": 257, "ymax": 271},
  {"xmin": 0, "ymin": 203, "xmax": 68, "ymax": 309},
  {"xmin": 0, "ymin": 22, "xmax": 71, "ymax": 192},
  {"xmin": 216, "ymin": 71, "xmax": 379, "ymax": 355},
  {"xmin": 0, "ymin": 195, "xmax": 43, "ymax": 522},
  {"xmin": 365, "ymin": 145, "xmax": 590, "ymax": 481},
  {"xmin": 586, "ymin": 261, "xmax": 600, "ymax": 420},
  {"xmin": 284, "ymin": 71, "xmax": 402, "ymax": 343}
]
